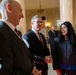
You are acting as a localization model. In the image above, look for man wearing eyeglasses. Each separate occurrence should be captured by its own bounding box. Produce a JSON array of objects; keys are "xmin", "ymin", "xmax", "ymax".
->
[{"xmin": 23, "ymin": 15, "xmax": 52, "ymax": 75}]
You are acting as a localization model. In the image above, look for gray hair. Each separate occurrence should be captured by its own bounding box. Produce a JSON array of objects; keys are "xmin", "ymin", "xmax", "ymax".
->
[
  {"xmin": 31, "ymin": 15, "xmax": 41, "ymax": 22},
  {"xmin": 0, "ymin": 0, "xmax": 13, "ymax": 8},
  {"xmin": 0, "ymin": 0, "xmax": 14, "ymax": 21}
]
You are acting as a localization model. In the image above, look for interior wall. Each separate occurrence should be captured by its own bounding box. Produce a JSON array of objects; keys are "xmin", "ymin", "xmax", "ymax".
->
[
  {"xmin": 0, "ymin": 14, "xmax": 2, "ymax": 19},
  {"xmin": 26, "ymin": 8, "xmax": 60, "ymax": 31},
  {"xmin": 0, "ymin": 0, "xmax": 76, "ymax": 32},
  {"xmin": 73, "ymin": 0, "xmax": 76, "ymax": 31},
  {"xmin": 26, "ymin": 0, "xmax": 76, "ymax": 33}
]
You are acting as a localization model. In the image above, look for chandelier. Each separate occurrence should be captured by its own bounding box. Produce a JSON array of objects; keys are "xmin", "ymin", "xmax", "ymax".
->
[{"xmin": 37, "ymin": 0, "xmax": 44, "ymax": 14}]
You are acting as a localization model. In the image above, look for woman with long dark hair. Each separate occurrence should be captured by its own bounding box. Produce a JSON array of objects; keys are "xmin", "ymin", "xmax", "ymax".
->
[{"xmin": 51, "ymin": 21, "xmax": 76, "ymax": 75}]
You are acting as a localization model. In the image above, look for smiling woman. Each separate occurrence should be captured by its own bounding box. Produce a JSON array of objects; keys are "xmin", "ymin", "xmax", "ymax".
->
[{"xmin": 51, "ymin": 21, "xmax": 76, "ymax": 75}]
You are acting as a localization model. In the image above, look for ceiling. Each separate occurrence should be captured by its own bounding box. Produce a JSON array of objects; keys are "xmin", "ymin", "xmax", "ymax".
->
[
  {"xmin": 0, "ymin": 0, "xmax": 59, "ymax": 10},
  {"xmin": 24, "ymin": 0, "xmax": 59, "ymax": 10}
]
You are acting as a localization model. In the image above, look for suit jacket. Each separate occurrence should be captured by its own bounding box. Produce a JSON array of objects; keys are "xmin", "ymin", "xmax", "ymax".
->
[
  {"xmin": 23, "ymin": 30, "xmax": 50, "ymax": 70},
  {"xmin": 0, "ymin": 21, "xmax": 33, "ymax": 75},
  {"xmin": 52, "ymin": 39, "xmax": 76, "ymax": 70},
  {"xmin": 48, "ymin": 30, "xmax": 58, "ymax": 48}
]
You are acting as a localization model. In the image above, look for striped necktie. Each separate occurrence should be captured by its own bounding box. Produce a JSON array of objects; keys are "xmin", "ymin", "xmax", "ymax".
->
[
  {"xmin": 15, "ymin": 28, "xmax": 22, "ymax": 39},
  {"xmin": 14, "ymin": 28, "xmax": 26, "ymax": 44},
  {"xmin": 38, "ymin": 33, "xmax": 44, "ymax": 47}
]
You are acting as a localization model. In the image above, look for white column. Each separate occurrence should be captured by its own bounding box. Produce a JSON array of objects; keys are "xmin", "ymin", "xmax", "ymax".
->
[
  {"xmin": 60, "ymin": 0, "xmax": 73, "ymax": 24},
  {"xmin": 16, "ymin": 0, "xmax": 27, "ymax": 36}
]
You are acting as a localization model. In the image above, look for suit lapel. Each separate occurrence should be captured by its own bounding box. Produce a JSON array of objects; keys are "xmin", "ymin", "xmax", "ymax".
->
[
  {"xmin": 31, "ymin": 30, "xmax": 40, "ymax": 42},
  {"xmin": 31, "ymin": 30, "xmax": 44, "ymax": 47},
  {"xmin": 1, "ymin": 21, "xmax": 32, "ymax": 59}
]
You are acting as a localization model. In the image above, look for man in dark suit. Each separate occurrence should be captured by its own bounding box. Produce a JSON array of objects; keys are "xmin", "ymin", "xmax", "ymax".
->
[
  {"xmin": 0, "ymin": 0, "xmax": 42, "ymax": 75},
  {"xmin": 48, "ymin": 26, "xmax": 58, "ymax": 52},
  {"xmin": 23, "ymin": 15, "xmax": 51, "ymax": 75}
]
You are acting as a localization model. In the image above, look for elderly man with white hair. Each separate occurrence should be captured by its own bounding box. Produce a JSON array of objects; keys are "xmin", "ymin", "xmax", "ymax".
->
[{"xmin": 0, "ymin": 0, "xmax": 42, "ymax": 75}]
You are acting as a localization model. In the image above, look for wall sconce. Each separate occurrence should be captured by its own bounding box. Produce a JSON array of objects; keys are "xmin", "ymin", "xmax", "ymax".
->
[{"xmin": 45, "ymin": 23, "xmax": 50, "ymax": 28}]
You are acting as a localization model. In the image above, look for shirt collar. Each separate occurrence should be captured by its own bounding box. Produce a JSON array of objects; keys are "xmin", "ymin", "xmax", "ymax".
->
[
  {"xmin": 32, "ymin": 28, "xmax": 38, "ymax": 35},
  {"xmin": 32, "ymin": 28, "xmax": 40, "ymax": 39},
  {"xmin": 2, "ymin": 20, "xmax": 15, "ymax": 31}
]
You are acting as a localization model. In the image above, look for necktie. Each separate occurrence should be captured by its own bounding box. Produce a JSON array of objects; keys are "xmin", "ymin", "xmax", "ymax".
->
[
  {"xmin": 15, "ymin": 28, "xmax": 22, "ymax": 39},
  {"xmin": 38, "ymin": 33, "xmax": 44, "ymax": 47},
  {"xmin": 53, "ymin": 30, "xmax": 56, "ymax": 37},
  {"xmin": 15, "ymin": 28, "xmax": 26, "ymax": 44}
]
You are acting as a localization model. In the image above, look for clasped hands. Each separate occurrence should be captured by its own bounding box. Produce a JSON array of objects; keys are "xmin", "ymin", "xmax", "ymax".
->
[
  {"xmin": 45, "ymin": 55, "xmax": 53, "ymax": 63},
  {"xmin": 32, "ymin": 66, "xmax": 42, "ymax": 75}
]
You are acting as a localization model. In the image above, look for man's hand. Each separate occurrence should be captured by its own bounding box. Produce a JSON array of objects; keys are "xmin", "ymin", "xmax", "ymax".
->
[
  {"xmin": 45, "ymin": 55, "xmax": 53, "ymax": 63},
  {"xmin": 32, "ymin": 66, "xmax": 42, "ymax": 75}
]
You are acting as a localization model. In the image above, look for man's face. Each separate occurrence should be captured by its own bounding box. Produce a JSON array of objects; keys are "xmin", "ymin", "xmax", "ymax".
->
[
  {"xmin": 11, "ymin": 2, "xmax": 24, "ymax": 26},
  {"xmin": 32, "ymin": 17, "xmax": 43, "ymax": 32},
  {"xmin": 52, "ymin": 26, "xmax": 55, "ymax": 31}
]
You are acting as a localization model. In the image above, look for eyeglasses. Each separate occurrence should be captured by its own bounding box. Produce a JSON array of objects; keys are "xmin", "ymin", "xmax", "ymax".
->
[
  {"xmin": 37, "ymin": 21, "xmax": 43, "ymax": 24},
  {"xmin": 33, "ymin": 21, "xmax": 43, "ymax": 25}
]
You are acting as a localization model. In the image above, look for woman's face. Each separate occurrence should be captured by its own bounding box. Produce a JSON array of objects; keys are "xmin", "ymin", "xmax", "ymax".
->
[{"xmin": 61, "ymin": 24, "xmax": 68, "ymax": 36}]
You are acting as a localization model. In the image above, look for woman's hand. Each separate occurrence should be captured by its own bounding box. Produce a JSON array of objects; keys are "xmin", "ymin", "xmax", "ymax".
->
[{"xmin": 56, "ymin": 69, "xmax": 62, "ymax": 75}]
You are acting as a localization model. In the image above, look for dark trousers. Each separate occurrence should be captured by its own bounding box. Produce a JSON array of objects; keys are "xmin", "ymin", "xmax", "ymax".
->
[
  {"xmin": 36, "ymin": 63, "xmax": 48, "ymax": 75},
  {"xmin": 61, "ymin": 69, "xmax": 76, "ymax": 75},
  {"xmin": 42, "ymin": 70, "xmax": 47, "ymax": 75}
]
